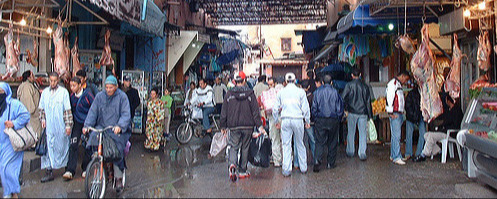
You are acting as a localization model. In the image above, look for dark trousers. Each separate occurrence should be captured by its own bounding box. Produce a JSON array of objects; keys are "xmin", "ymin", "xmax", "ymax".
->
[
  {"xmin": 228, "ymin": 129, "xmax": 252, "ymax": 173},
  {"xmin": 215, "ymin": 104, "xmax": 222, "ymax": 114},
  {"xmin": 314, "ymin": 118, "xmax": 340, "ymax": 166},
  {"xmin": 66, "ymin": 121, "xmax": 91, "ymax": 174}
]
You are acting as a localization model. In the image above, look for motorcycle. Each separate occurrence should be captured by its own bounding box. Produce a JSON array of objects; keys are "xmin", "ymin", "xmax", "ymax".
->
[{"xmin": 175, "ymin": 104, "xmax": 221, "ymax": 144}]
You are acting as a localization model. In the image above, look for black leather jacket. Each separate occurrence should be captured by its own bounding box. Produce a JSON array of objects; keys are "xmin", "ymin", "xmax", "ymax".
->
[
  {"xmin": 405, "ymin": 87, "xmax": 422, "ymax": 123},
  {"xmin": 311, "ymin": 84, "xmax": 344, "ymax": 119},
  {"xmin": 341, "ymin": 79, "xmax": 372, "ymax": 118}
]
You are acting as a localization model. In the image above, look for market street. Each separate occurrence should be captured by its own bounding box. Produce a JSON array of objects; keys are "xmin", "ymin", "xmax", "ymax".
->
[{"xmin": 5, "ymin": 130, "xmax": 497, "ymax": 198}]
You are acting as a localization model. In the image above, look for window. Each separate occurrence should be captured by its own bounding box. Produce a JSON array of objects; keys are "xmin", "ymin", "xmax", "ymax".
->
[{"xmin": 281, "ymin": 38, "xmax": 291, "ymax": 52}]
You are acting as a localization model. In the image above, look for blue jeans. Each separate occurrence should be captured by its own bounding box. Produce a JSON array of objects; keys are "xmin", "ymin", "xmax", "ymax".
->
[
  {"xmin": 202, "ymin": 107, "xmax": 215, "ymax": 130},
  {"xmin": 405, "ymin": 119, "xmax": 426, "ymax": 157},
  {"xmin": 389, "ymin": 113, "xmax": 404, "ymax": 161},
  {"xmin": 346, "ymin": 113, "xmax": 368, "ymax": 159},
  {"xmin": 294, "ymin": 126, "xmax": 316, "ymax": 167}
]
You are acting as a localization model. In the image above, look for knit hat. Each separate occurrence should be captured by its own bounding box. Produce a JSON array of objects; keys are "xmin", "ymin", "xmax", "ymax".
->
[{"xmin": 105, "ymin": 75, "xmax": 118, "ymax": 85}]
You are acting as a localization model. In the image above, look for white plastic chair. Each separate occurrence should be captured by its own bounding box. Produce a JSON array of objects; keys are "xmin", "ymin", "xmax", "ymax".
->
[{"xmin": 431, "ymin": 129, "xmax": 462, "ymax": 163}]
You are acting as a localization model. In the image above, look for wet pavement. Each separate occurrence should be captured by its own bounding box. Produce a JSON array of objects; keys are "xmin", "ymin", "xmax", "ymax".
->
[{"xmin": 3, "ymin": 123, "xmax": 497, "ymax": 198}]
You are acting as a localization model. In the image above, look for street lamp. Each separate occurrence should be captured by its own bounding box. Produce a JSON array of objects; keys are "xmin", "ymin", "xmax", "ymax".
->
[{"xmin": 46, "ymin": 27, "xmax": 53, "ymax": 34}]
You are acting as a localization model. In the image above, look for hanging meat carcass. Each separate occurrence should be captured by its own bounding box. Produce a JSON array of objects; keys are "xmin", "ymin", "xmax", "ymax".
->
[
  {"xmin": 53, "ymin": 20, "xmax": 70, "ymax": 83},
  {"xmin": 2, "ymin": 24, "xmax": 20, "ymax": 80},
  {"xmin": 410, "ymin": 24, "xmax": 443, "ymax": 123},
  {"xmin": 444, "ymin": 33, "xmax": 462, "ymax": 100},
  {"xmin": 477, "ymin": 31, "xmax": 491, "ymax": 71},
  {"xmin": 71, "ymin": 37, "xmax": 81, "ymax": 77},
  {"xmin": 99, "ymin": 29, "xmax": 115, "ymax": 76},
  {"xmin": 395, "ymin": 34, "xmax": 416, "ymax": 54},
  {"xmin": 26, "ymin": 38, "xmax": 39, "ymax": 67}
]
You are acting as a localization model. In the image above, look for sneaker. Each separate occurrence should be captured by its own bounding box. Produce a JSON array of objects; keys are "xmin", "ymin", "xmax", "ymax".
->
[
  {"xmin": 238, "ymin": 171, "xmax": 250, "ymax": 179},
  {"xmin": 393, "ymin": 159, "xmax": 406, "ymax": 165},
  {"xmin": 402, "ymin": 155, "xmax": 411, "ymax": 161},
  {"xmin": 229, "ymin": 164, "xmax": 237, "ymax": 182},
  {"xmin": 274, "ymin": 162, "xmax": 281, "ymax": 167},
  {"xmin": 412, "ymin": 155, "xmax": 426, "ymax": 162},
  {"xmin": 282, "ymin": 170, "xmax": 291, "ymax": 177},
  {"xmin": 82, "ymin": 171, "xmax": 87, "ymax": 178},
  {"xmin": 62, "ymin": 171, "xmax": 73, "ymax": 181}
]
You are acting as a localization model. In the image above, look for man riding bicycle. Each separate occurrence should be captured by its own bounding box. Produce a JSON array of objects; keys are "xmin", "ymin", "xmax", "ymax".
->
[{"xmin": 82, "ymin": 75, "xmax": 131, "ymax": 193}]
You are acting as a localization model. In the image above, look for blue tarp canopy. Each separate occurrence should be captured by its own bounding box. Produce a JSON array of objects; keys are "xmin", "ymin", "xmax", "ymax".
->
[
  {"xmin": 337, "ymin": 4, "xmax": 438, "ymax": 36},
  {"xmin": 302, "ymin": 30, "xmax": 325, "ymax": 53}
]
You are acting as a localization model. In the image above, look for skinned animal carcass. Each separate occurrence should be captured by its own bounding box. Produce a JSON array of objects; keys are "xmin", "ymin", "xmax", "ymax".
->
[
  {"xmin": 3, "ymin": 24, "xmax": 20, "ymax": 80},
  {"xmin": 53, "ymin": 20, "xmax": 70, "ymax": 82},
  {"xmin": 477, "ymin": 31, "xmax": 491, "ymax": 71},
  {"xmin": 395, "ymin": 34, "xmax": 416, "ymax": 54},
  {"xmin": 99, "ymin": 29, "xmax": 115, "ymax": 76},
  {"xmin": 410, "ymin": 24, "xmax": 443, "ymax": 123},
  {"xmin": 71, "ymin": 37, "xmax": 81, "ymax": 77},
  {"xmin": 26, "ymin": 38, "xmax": 39, "ymax": 67},
  {"xmin": 444, "ymin": 33, "xmax": 462, "ymax": 100}
]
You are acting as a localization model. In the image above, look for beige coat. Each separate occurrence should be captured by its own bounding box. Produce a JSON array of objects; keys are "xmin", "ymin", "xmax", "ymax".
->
[{"xmin": 17, "ymin": 81, "xmax": 42, "ymax": 137}]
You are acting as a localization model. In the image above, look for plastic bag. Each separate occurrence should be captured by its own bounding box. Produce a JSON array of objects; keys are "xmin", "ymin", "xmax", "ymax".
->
[
  {"xmin": 367, "ymin": 119, "xmax": 378, "ymax": 142},
  {"xmin": 102, "ymin": 132, "xmax": 123, "ymax": 162},
  {"xmin": 35, "ymin": 129, "xmax": 47, "ymax": 156},
  {"xmin": 248, "ymin": 134, "xmax": 272, "ymax": 168},
  {"xmin": 191, "ymin": 106, "xmax": 203, "ymax": 119},
  {"xmin": 209, "ymin": 132, "xmax": 228, "ymax": 157}
]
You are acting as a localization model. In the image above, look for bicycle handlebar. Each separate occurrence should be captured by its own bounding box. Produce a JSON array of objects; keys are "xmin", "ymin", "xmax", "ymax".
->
[{"xmin": 86, "ymin": 126, "xmax": 115, "ymax": 133}]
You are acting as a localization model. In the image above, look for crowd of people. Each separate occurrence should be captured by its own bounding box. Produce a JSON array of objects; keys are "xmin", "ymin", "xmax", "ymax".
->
[{"xmin": 0, "ymin": 66, "xmax": 466, "ymax": 197}]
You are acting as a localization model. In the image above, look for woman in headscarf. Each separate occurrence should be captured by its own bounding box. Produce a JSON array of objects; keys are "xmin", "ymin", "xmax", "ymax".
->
[
  {"xmin": 0, "ymin": 82, "xmax": 30, "ymax": 198},
  {"xmin": 145, "ymin": 87, "xmax": 165, "ymax": 151}
]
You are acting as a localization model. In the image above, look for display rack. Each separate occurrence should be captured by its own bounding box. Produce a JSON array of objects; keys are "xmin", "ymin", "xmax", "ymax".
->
[
  {"xmin": 150, "ymin": 71, "xmax": 165, "ymax": 94},
  {"xmin": 122, "ymin": 70, "xmax": 146, "ymax": 134},
  {"xmin": 460, "ymin": 87, "xmax": 497, "ymax": 189},
  {"xmin": 80, "ymin": 50, "xmax": 107, "ymax": 91}
]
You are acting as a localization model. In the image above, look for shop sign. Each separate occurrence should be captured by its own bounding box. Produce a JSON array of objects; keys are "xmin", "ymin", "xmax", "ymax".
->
[{"xmin": 87, "ymin": 0, "xmax": 142, "ymax": 27}]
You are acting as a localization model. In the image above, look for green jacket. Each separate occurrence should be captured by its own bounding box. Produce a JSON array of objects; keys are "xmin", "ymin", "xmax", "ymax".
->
[{"xmin": 161, "ymin": 95, "xmax": 173, "ymax": 111}]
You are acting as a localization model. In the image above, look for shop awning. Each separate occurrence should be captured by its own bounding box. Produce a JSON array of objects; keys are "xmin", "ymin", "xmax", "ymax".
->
[
  {"xmin": 311, "ymin": 43, "xmax": 339, "ymax": 62},
  {"xmin": 183, "ymin": 42, "xmax": 205, "ymax": 74},
  {"xmin": 167, "ymin": 31, "xmax": 199, "ymax": 76},
  {"xmin": 323, "ymin": 31, "xmax": 337, "ymax": 44},
  {"xmin": 88, "ymin": 0, "xmax": 166, "ymax": 37},
  {"xmin": 337, "ymin": 4, "xmax": 438, "ymax": 35},
  {"xmin": 302, "ymin": 30, "xmax": 325, "ymax": 54}
]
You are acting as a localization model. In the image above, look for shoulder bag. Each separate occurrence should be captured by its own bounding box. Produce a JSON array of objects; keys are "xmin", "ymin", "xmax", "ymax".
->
[{"xmin": 4, "ymin": 104, "xmax": 38, "ymax": 151}]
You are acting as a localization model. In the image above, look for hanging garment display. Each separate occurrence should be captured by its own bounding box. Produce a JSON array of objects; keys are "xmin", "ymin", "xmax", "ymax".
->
[
  {"xmin": 216, "ymin": 50, "xmax": 239, "ymax": 66},
  {"xmin": 410, "ymin": 24, "xmax": 443, "ymax": 123}
]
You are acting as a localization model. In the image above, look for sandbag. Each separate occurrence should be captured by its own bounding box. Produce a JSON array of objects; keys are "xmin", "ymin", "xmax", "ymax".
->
[
  {"xmin": 209, "ymin": 132, "xmax": 228, "ymax": 157},
  {"xmin": 248, "ymin": 134, "xmax": 271, "ymax": 168}
]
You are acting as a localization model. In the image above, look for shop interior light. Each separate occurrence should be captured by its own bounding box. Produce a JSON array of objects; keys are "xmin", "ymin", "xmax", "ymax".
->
[
  {"xmin": 192, "ymin": 43, "xmax": 196, "ymax": 48},
  {"xmin": 479, "ymin": 1, "xmax": 486, "ymax": 10},
  {"xmin": 464, "ymin": 9, "xmax": 471, "ymax": 17},
  {"xmin": 46, "ymin": 27, "xmax": 53, "ymax": 34},
  {"xmin": 388, "ymin": 23, "xmax": 394, "ymax": 31},
  {"xmin": 20, "ymin": 18, "xmax": 26, "ymax": 26}
]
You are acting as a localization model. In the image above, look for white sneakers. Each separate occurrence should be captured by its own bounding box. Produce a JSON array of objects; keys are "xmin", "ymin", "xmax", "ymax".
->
[
  {"xmin": 393, "ymin": 159, "xmax": 406, "ymax": 165},
  {"xmin": 82, "ymin": 171, "xmax": 86, "ymax": 178},
  {"xmin": 62, "ymin": 171, "xmax": 73, "ymax": 180}
]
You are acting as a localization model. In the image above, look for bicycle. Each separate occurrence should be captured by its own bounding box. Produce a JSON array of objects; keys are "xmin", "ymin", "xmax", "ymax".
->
[
  {"xmin": 84, "ymin": 126, "xmax": 127, "ymax": 199},
  {"xmin": 175, "ymin": 105, "xmax": 221, "ymax": 144}
]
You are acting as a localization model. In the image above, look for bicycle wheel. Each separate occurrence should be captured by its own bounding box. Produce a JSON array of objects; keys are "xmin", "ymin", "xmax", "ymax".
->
[
  {"xmin": 85, "ymin": 157, "xmax": 106, "ymax": 199},
  {"xmin": 176, "ymin": 123, "xmax": 192, "ymax": 144}
]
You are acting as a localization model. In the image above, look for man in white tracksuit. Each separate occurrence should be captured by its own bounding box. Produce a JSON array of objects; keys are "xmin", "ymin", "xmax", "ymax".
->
[{"xmin": 273, "ymin": 73, "xmax": 311, "ymax": 176}]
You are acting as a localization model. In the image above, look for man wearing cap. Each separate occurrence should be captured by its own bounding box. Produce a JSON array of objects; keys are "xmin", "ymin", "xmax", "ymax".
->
[
  {"xmin": 273, "ymin": 72, "xmax": 311, "ymax": 176},
  {"xmin": 83, "ymin": 75, "xmax": 132, "ymax": 193},
  {"xmin": 220, "ymin": 71, "xmax": 265, "ymax": 182},
  {"xmin": 121, "ymin": 75, "xmax": 140, "ymax": 121}
]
